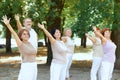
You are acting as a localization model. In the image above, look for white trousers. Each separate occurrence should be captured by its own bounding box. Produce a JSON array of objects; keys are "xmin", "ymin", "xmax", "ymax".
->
[
  {"xmin": 65, "ymin": 54, "xmax": 73, "ymax": 78},
  {"xmin": 50, "ymin": 62, "xmax": 66, "ymax": 80},
  {"xmin": 100, "ymin": 61, "xmax": 114, "ymax": 80},
  {"xmin": 18, "ymin": 62, "xmax": 37, "ymax": 80},
  {"xmin": 91, "ymin": 57, "xmax": 102, "ymax": 80}
]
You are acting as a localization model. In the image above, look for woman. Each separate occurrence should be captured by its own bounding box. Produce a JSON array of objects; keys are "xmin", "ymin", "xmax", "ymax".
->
[
  {"xmin": 85, "ymin": 27, "xmax": 103, "ymax": 80},
  {"xmin": 38, "ymin": 23, "xmax": 70, "ymax": 80},
  {"xmin": 2, "ymin": 15, "xmax": 37, "ymax": 80},
  {"xmin": 62, "ymin": 28, "xmax": 75, "ymax": 80},
  {"xmin": 93, "ymin": 27, "xmax": 116, "ymax": 80}
]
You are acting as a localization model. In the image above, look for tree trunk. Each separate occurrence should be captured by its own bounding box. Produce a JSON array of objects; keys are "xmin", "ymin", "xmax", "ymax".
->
[
  {"xmin": 5, "ymin": 27, "xmax": 12, "ymax": 54},
  {"xmin": 111, "ymin": 0, "xmax": 120, "ymax": 69},
  {"xmin": 46, "ymin": 40, "xmax": 53, "ymax": 65},
  {"xmin": 111, "ymin": 29, "xmax": 120, "ymax": 69},
  {"xmin": 45, "ymin": 0, "xmax": 65, "ymax": 65},
  {"xmin": 81, "ymin": 34, "xmax": 86, "ymax": 48}
]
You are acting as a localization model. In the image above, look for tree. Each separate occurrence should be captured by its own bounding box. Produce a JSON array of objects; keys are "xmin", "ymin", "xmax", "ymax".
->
[
  {"xmin": 112, "ymin": 0, "xmax": 120, "ymax": 69},
  {"xmin": 71, "ymin": 0, "xmax": 114, "ymax": 48},
  {"xmin": 45, "ymin": 0, "xmax": 65, "ymax": 65},
  {"xmin": 23, "ymin": 0, "xmax": 66, "ymax": 65},
  {"xmin": 0, "ymin": 0, "xmax": 23, "ymax": 53}
]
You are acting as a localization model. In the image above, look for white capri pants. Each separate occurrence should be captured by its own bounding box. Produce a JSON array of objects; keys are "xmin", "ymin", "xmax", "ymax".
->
[
  {"xmin": 50, "ymin": 62, "xmax": 66, "ymax": 80},
  {"xmin": 66, "ymin": 53, "xmax": 73, "ymax": 78},
  {"xmin": 100, "ymin": 61, "xmax": 114, "ymax": 80},
  {"xmin": 18, "ymin": 62, "xmax": 37, "ymax": 80},
  {"xmin": 90, "ymin": 57, "xmax": 102, "ymax": 80}
]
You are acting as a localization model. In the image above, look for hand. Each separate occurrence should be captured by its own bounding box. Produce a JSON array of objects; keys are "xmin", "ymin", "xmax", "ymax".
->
[
  {"xmin": 38, "ymin": 23, "xmax": 45, "ymax": 29},
  {"xmin": 1, "ymin": 15, "xmax": 10, "ymax": 25},
  {"xmin": 61, "ymin": 37, "xmax": 67, "ymax": 42},
  {"xmin": 92, "ymin": 26, "xmax": 97, "ymax": 32},
  {"xmin": 85, "ymin": 33, "xmax": 89, "ymax": 37},
  {"xmin": 14, "ymin": 14, "xmax": 20, "ymax": 21}
]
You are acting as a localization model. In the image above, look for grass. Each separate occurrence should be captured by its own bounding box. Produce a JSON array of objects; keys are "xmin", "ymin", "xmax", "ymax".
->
[
  {"xmin": 0, "ymin": 45, "xmax": 92, "ymax": 56},
  {"xmin": 0, "ymin": 46, "xmax": 93, "ymax": 68},
  {"xmin": 74, "ymin": 46, "xmax": 92, "ymax": 53}
]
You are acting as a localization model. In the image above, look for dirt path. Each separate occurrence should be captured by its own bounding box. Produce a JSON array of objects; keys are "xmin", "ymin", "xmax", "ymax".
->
[{"xmin": 0, "ymin": 63, "xmax": 120, "ymax": 80}]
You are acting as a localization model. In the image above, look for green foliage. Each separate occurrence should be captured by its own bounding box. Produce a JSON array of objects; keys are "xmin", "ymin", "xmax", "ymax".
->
[
  {"xmin": 62, "ymin": 0, "xmax": 79, "ymax": 28},
  {"xmin": 71, "ymin": 0, "xmax": 114, "ymax": 38},
  {"xmin": 0, "ymin": 0, "xmax": 23, "ymax": 38},
  {"xmin": 0, "ymin": 0, "xmax": 23, "ymax": 29},
  {"xmin": 113, "ymin": 0, "xmax": 120, "ymax": 30}
]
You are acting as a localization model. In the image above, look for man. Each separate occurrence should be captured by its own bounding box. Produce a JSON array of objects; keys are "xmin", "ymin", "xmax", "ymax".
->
[{"xmin": 15, "ymin": 14, "xmax": 38, "ymax": 51}]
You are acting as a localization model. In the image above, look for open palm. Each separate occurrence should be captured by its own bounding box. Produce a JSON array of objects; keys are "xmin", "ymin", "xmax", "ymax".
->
[
  {"xmin": 1, "ymin": 15, "xmax": 10, "ymax": 25},
  {"xmin": 38, "ymin": 23, "xmax": 44, "ymax": 29}
]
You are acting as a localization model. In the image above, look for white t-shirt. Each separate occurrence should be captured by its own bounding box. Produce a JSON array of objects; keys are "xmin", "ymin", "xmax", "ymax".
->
[{"xmin": 28, "ymin": 28, "xmax": 38, "ymax": 51}]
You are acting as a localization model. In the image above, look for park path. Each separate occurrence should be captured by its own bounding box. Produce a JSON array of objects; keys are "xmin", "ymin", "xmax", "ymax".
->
[{"xmin": 0, "ymin": 63, "xmax": 120, "ymax": 80}]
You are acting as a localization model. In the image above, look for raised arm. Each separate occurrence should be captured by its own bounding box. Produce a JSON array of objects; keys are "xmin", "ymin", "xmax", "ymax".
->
[
  {"xmin": 38, "ymin": 23, "xmax": 55, "ymax": 44},
  {"xmin": 14, "ymin": 14, "xmax": 23, "ymax": 32},
  {"xmin": 85, "ymin": 33, "xmax": 96, "ymax": 44},
  {"xmin": 2, "ymin": 15, "xmax": 22, "ymax": 46},
  {"xmin": 92, "ymin": 26, "xmax": 106, "ymax": 44}
]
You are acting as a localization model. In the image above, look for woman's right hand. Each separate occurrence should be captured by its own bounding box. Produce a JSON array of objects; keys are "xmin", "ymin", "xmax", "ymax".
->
[
  {"xmin": 38, "ymin": 23, "xmax": 45, "ymax": 30},
  {"xmin": 14, "ymin": 14, "xmax": 20, "ymax": 21},
  {"xmin": 1, "ymin": 15, "xmax": 10, "ymax": 25},
  {"xmin": 61, "ymin": 37, "xmax": 67, "ymax": 42}
]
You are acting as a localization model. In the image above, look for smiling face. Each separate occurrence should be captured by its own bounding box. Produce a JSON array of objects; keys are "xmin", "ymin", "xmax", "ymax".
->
[
  {"xmin": 18, "ymin": 29, "xmax": 30, "ymax": 41},
  {"xmin": 64, "ymin": 28, "xmax": 72, "ymax": 37},
  {"xmin": 54, "ymin": 29, "xmax": 61, "ymax": 40},
  {"xmin": 23, "ymin": 18, "xmax": 32, "ymax": 30}
]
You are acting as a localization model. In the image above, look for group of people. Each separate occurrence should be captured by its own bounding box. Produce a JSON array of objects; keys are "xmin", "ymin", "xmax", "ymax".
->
[
  {"xmin": 1, "ymin": 14, "xmax": 116, "ymax": 80},
  {"xmin": 1, "ymin": 15, "xmax": 75, "ymax": 80},
  {"xmin": 86, "ymin": 26, "xmax": 116, "ymax": 80}
]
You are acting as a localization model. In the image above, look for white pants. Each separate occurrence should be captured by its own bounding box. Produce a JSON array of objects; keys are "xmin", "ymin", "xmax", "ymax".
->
[
  {"xmin": 65, "ymin": 54, "xmax": 73, "ymax": 78},
  {"xmin": 91, "ymin": 57, "xmax": 102, "ymax": 80},
  {"xmin": 100, "ymin": 61, "xmax": 114, "ymax": 80},
  {"xmin": 50, "ymin": 62, "xmax": 66, "ymax": 80},
  {"xmin": 18, "ymin": 62, "xmax": 37, "ymax": 80}
]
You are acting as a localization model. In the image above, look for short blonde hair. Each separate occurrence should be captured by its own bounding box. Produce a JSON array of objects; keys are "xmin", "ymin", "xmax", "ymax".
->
[{"xmin": 63, "ymin": 28, "xmax": 72, "ymax": 36}]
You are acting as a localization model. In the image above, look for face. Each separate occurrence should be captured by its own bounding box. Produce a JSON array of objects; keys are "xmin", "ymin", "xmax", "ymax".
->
[
  {"xmin": 65, "ymin": 29, "xmax": 72, "ymax": 37},
  {"xmin": 23, "ymin": 18, "xmax": 32, "ymax": 29},
  {"xmin": 21, "ymin": 31, "xmax": 30, "ymax": 41},
  {"xmin": 104, "ymin": 30, "xmax": 111, "ymax": 38},
  {"xmin": 54, "ymin": 29, "xmax": 61, "ymax": 40}
]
